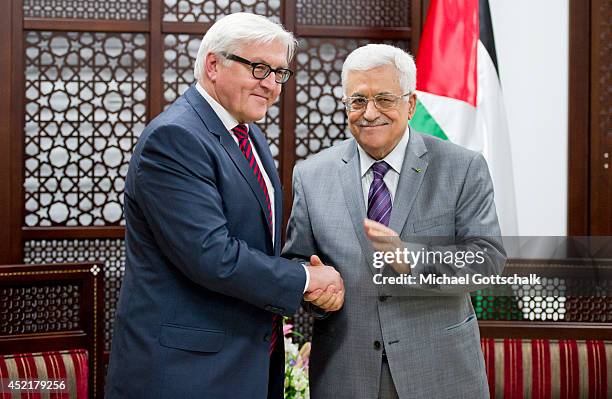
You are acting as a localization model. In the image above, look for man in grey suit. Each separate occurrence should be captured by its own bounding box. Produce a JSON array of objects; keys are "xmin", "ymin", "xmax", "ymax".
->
[{"xmin": 283, "ymin": 44, "xmax": 506, "ymax": 399}]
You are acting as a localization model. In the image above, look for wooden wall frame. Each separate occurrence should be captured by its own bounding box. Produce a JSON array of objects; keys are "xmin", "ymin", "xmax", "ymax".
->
[
  {"xmin": 0, "ymin": 0, "xmax": 24, "ymax": 265},
  {"xmin": 568, "ymin": 0, "xmax": 591, "ymax": 236}
]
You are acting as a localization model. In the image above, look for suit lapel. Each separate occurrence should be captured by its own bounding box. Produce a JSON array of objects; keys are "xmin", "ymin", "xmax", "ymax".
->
[
  {"xmin": 338, "ymin": 140, "xmax": 378, "ymax": 276},
  {"xmin": 184, "ymin": 86, "xmax": 273, "ymax": 238},
  {"xmin": 388, "ymin": 131, "xmax": 429, "ymax": 236}
]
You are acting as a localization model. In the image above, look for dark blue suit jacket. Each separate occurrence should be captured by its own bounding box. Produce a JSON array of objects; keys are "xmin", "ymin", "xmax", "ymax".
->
[{"xmin": 105, "ymin": 85, "xmax": 306, "ymax": 398}]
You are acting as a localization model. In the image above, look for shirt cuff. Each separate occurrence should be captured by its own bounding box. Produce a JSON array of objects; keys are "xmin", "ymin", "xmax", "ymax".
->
[{"xmin": 302, "ymin": 263, "xmax": 310, "ymax": 293}]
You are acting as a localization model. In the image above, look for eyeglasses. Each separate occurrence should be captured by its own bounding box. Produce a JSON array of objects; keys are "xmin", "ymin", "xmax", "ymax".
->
[
  {"xmin": 220, "ymin": 52, "xmax": 293, "ymax": 84},
  {"xmin": 342, "ymin": 93, "xmax": 412, "ymax": 112}
]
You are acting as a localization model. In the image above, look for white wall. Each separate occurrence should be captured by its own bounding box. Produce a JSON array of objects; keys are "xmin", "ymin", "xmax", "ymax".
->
[{"xmin": 489, "ymin": 0, "xmax": 569, "ymax": 235}]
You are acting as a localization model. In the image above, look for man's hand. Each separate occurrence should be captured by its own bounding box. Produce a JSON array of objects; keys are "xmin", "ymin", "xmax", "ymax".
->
[
  {"xmin": 364, "ymin": 219, "xmax": 411, "ymax": 274},
  {"xmin": 304, "ymin": 255, "xmax": 345, "ymax": 312}
]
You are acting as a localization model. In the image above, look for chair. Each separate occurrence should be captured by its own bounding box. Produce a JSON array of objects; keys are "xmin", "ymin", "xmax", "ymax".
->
[{"xmin": 0, "ymin": 262, "xmax": 104, "ymax": 398}]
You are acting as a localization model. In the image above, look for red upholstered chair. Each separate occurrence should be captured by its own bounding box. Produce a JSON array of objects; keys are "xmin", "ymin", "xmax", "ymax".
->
[
  {"xmin": 0, "ymin": 263, "xmax": 104, "ymax": 398},
  {"xmin": 0, "ymin": 350, "xmax": 89, "ymax": 398},
  {"xmin": 474, "ymin": 258, "xmax": 612, "ymax": 398},
  {"xmin": 480, "ymin": 338, "xmax": 611, "ymax": 399}
]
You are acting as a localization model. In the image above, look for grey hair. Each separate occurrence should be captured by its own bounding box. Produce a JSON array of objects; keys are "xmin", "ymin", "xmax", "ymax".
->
[
  {"xmin": 193, "ymin": 12, "xmax": 297, "ymax": 81},
  {"xmin": 341, "ymin": 44, "xmax": 417, "ymax": 96}
]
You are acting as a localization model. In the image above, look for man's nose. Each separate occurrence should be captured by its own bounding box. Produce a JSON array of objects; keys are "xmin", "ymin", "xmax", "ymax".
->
[
  {"xmin": 363, "ymin": 99, "xmax": 381, "ymax": 120},
  {"xmin": 259, "ymin": 72, "xmax": 277, "ymax": 90}
]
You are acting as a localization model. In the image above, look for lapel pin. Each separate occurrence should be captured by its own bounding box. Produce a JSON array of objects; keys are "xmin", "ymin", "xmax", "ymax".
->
[{"xmin": 412, "ymin": 167, "xmax": 422, "ymax": 173}]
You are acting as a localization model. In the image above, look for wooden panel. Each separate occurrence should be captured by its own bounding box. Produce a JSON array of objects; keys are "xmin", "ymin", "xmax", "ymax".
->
[
  {"xmin": 589, "ymin": 0, "xmax": 612, "ymax": 235},
  {"xmin": 162, "ymin": 0, "xmax": 281, "ymax": 23},
  {"xmin": 23, "ymin": 0, "xmax": 149, "ymax": 21},
  {"xmin": 296, "ymin": 26, "xmax": 411, "ymax": 39},
  {"xmin": 149, "ymin": 0, "xmax": 163, "ymax": 119},
  {"xmin": 410, "ymin": 0, "xmax": 423, "ymax": 56},
  {"xmin": 23, "ymin": 31, "xmax": 148, "ymax": 227},
  {"xmin": 478, "ymin": 321, "xmax": 612, "ymax": 340},
  {"xmin": 22, "ymin": 226, "xmax": 125, "ymax": 239},
  {"xmin": 24, "ymin": 18, "xmax": 150, "ymax": 32},
  {"xmin": 281, "ymin": 0, "xmax": 298, "ymax": 229},
  {"xmin": 0, "ymin": 0, "xmax": 14, "ymax": 264},
  {"xmin": 296, "ymin": 0, "xmax": 410, "ymax": 27},
  {"xmin": 162, "ymin": 21, "xmax": 213, "ymax": 34},
  {"xmin": 10, "ymin": 0, "xmax": 25, "ymax": 263},
  {"xmin": 568, "ymin": 0, "xmax": 591, "ymax": 235}
]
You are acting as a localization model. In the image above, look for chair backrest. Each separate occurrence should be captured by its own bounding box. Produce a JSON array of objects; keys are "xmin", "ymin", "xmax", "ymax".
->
[
  {"xmin": 0, "ymin": 262, "xmax": 104, "ymax": 398},
  {"xmin": 481, "ymin": 338, "xmax": 611, "ymax": 399}
]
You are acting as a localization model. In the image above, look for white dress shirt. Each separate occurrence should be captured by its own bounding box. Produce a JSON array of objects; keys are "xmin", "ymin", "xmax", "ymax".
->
[
  {"xmin": 195, "ymin": 83, "xmax": 310, "ymax": 292},
  {"xmin": 357, "ymin": 125, "xmax": 411, "ymax": 209}
]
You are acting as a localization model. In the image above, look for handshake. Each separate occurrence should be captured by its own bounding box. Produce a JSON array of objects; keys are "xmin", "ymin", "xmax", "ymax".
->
[
  {"xmin": 303, "ymin": 255, "xmax": 345, "ymax": 312},
  {"xmin": 299, "ymin": 220, "xmax": 399, "ymax": 312}
]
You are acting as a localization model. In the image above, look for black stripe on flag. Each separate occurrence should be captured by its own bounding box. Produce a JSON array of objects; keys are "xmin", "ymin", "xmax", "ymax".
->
[{"xmin": 479, "ymin": 0, "xmax": 499, "ymax": 75}]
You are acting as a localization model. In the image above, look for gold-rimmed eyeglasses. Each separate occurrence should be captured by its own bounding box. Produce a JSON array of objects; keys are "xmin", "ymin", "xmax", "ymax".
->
[{"xmin": 342, "ymin": 93, "xmax": 412, "ymax": 112}]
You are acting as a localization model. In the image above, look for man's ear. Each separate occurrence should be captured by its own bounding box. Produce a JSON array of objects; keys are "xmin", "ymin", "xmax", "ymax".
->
[
  {"xmin": 407, "ymin": 93, "xmax": 417, "ymax": 119},
  {"xmin": 205, "ymin": 52, "xmax": 220, "ymax": 82}
]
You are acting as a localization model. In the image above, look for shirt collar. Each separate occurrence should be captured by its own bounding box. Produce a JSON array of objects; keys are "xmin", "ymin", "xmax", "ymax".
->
[
  {"xmin": 358, "ymin": 125, "xmax": 411, "ymax": 178},
  {"xmin": 195, "ymin": 82, "xmax": 247, "ymax": 132}
]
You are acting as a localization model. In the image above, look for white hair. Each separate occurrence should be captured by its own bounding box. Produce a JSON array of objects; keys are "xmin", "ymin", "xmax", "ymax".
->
[
  {"xmin": 341, "ymin": 44, "xmax": 417, "ymax": 96},
  {"xmin": 193, "ymin": 12, "xmax": 297, "ymax": 81}
]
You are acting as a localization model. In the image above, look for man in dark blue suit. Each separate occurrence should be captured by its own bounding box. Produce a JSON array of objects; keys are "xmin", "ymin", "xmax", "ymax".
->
[{"xmin": 105, "ymin": 13, "xmax": 344, "ymax": 399}]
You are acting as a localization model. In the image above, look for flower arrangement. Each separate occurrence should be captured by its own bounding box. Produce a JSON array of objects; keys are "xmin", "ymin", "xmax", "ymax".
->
[{"xmin": 283, "ymin": 322, "xmax": 311, "ymax": 399}]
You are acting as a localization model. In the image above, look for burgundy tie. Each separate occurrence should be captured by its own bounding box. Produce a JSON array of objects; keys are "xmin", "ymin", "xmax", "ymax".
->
[{"xmin": 231, "ymin": 124, "xmax": 279, "ymax": 355}]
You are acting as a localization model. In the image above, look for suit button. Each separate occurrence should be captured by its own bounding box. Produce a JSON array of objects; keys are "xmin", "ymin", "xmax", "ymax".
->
[
  {"xmin": 373, "ymin": 340, "xmax": 382, "ymax": 350},
  {"xmin": 378, "ymin": 295, "xmax": 389, "ymax": 302}
]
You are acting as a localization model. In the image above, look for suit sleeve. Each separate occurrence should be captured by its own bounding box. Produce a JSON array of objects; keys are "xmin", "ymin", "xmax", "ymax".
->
[
  {"xmin": 282, "ymin": 165, "xmax": 329, "ymax": 319},
  {"xmin": 134, "ymin": 124, "xmax": 306, "ymax": 316},
  {"xmin": 388, "ymin": 152, "xmax": 507, "ymax": 295},
  {"xmin": 283, "ymin": 165, "xmax": 318, "ymax": 262}
]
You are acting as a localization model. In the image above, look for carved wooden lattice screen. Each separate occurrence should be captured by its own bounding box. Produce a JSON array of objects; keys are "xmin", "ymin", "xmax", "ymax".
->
[{"xmin": 6, "ymin": 0, "xmax": 422, "ymax": 355}]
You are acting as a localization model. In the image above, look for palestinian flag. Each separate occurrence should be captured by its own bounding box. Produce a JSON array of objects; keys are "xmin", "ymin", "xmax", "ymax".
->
[{"xmin": 410, "ymin": 0, "xmax": 518, "ymax": 235}]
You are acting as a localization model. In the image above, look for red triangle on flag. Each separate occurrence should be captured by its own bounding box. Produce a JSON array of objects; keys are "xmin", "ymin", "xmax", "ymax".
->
[{"xmin": 416, "ymin": 0, "xmax": 479, "ymax": 106}]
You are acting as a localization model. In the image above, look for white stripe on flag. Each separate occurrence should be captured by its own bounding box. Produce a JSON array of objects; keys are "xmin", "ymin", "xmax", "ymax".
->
[{"xmin": 416, "ymin": 41, "xmax": 518, "ymax": 236}]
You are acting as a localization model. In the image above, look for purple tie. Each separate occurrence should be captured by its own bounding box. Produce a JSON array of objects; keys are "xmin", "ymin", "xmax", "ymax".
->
[{"xmin": 367, "ymin": 161, "xmax": 392, "ymax": 226}]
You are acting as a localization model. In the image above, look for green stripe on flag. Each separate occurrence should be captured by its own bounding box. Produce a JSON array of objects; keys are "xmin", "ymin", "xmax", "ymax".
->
[{"xmin": 410, "ymin": 99, "xmax": 448, "ymax": 140}]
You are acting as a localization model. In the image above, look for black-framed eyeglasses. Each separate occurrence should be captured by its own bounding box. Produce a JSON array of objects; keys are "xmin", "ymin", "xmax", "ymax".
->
[
  {"xmin": 220, "ymin": 52, "xmax": 293, "ymax": 84},
  {"xmin": 342, "ymin": 93, "xmax": 412, "ymax": 112}
]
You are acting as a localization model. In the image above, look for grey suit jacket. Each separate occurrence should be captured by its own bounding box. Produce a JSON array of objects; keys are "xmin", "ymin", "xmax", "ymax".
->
[{"xmin": 283, "ymin": 131, "xmax": 506, "ymax": 399}]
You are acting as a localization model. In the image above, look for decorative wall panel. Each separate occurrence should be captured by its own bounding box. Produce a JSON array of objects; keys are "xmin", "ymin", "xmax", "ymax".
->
[
  {"xmin": 162, "ymin": 33, "xmax": 281, "ymax": 165},
  {"xmin": 23, "ymin": 239, "xmax": 126, "ymax": 351},
  {"xmin": 163, "ymin": 0, "xmax": 281, "ymax": 23},
  {"xmin": 513, "ymin": 278, "xmax": 567, "ymax": 321},
  {"xmin": 295, "ymin": 38, "xmax": 409, "ymax": 161},
  {"xmin": 163, "ymin": 34, "xmax": 201, "ymax": 106},
  {"xmin": 288, "ymin": 307, "xmax": 313, "ymax": 346},
  {"xmin": 596, "ymin": 0, "xmax": 611, "ymax": 140},
  {"xmin": 23, "ymin": 0, "xmax": 149, "ymax": 20},
  {"xmin": 565, "ymin": 296, "xmax": 611, "ymax": 322},
  {"xmin": 0, "ymin": 284, "xmax": 81, "ymax": 335},
  {"xmin": 472, "ymin": 294, "xmax": 522, "ymax": 321},
  {"xmin": 296, "ymin": 0, "xmax": 410, "ymax": 27},
  {"xmin": 23, "ymin": 31, "xmax": 148, "ymax": 227}
]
